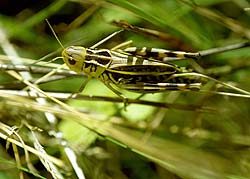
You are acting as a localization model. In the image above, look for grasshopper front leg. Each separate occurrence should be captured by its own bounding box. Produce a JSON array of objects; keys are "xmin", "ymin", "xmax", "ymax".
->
[{"xmin": 67, "ymin": 76, "xmax": 92, "ymax": 99}]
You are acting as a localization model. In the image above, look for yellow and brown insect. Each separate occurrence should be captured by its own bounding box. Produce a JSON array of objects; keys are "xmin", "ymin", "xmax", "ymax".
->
[
  {"xmin": 46, "ymin": 20, "xmax": 250, "ymax": 99},
  {"xmin": 62, "ymin": 45, "xmax": 202, "ymax": 97}
]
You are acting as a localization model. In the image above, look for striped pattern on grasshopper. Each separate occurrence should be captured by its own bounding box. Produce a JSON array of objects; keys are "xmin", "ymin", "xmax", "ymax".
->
[
  {"xmin": 41, "ymin": 20, "xmax": 250, "ymax": 99},
  {"xmin": 62, "ymin": 46, "xmax": 203, "ymax": 97},
  {"xmin": 45, "ymin": 20, "xmax": 249, "ymax": 98}
]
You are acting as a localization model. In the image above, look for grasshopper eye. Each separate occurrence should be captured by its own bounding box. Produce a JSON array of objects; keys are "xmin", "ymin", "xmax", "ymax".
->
[{"xmin": 68, "ymin": 56, "xmax": 76, "ymax": 65}]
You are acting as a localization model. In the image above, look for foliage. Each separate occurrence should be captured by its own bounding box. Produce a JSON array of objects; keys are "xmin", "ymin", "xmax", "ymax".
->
[{"xmin": 0, "ymin": 0, "xmax": 250, "ymax": 179}]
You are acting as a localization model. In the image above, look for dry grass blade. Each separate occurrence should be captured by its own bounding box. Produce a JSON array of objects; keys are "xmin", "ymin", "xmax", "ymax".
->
[
  {"xmin": 0, "ymin": 1, "xmax": 250, "ymax": 179},
  {"xmin": 0, "ymin": 123, "xmax": 65, "ymax": 168},
  {"xmin": 1, "ymin": 92, "xmax": 247, "ymax": 179},
  {"xmin": 32, "ymin": 131, "xmax": 63, "ymax": 179}
]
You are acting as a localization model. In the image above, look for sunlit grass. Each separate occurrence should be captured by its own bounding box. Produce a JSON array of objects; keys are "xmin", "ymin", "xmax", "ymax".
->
[{"xmin": 0, "ymin": 0, "xmax": 250, "ymax": 179}]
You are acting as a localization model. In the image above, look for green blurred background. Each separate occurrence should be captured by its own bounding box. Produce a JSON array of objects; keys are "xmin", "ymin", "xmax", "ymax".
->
[{"xmin": 0, "ymin": 0, "xmax": 250, "ymax": 179}]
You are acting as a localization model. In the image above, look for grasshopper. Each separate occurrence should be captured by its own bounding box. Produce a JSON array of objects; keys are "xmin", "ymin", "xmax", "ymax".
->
[
  {"xmin": 45, "ymin": 20, "xmax": 250, "ymax": 100},
  {"xmin": 62, "ymin": 45, "xmax": 203, "ymax": 98}
]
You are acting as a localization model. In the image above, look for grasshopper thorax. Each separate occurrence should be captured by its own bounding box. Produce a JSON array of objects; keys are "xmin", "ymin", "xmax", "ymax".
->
[{"xmin": 62, "ymin": 46, "xmax": 87, "ymax": 73}]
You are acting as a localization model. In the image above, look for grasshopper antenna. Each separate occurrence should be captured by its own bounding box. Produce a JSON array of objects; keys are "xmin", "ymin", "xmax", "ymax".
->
[
  {"xmin": 31, "ymin": 19, "xmax": 65, "ymax": 65},
  {"xmin": 45, "ymin": 19, "xmax": 65, "ymax": 49}
]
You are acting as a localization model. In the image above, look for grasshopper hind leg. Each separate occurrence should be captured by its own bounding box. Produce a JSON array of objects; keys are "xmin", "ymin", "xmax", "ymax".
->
[{"xmin": 119, "ymin": 82, "xmax": 202, "ymax": 93}]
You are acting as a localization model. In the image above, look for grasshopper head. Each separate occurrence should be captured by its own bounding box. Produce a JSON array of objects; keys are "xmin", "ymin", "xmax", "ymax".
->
[{"xmin": 62, "ymin": 46, "xmax": 86, "ymax": 73}]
